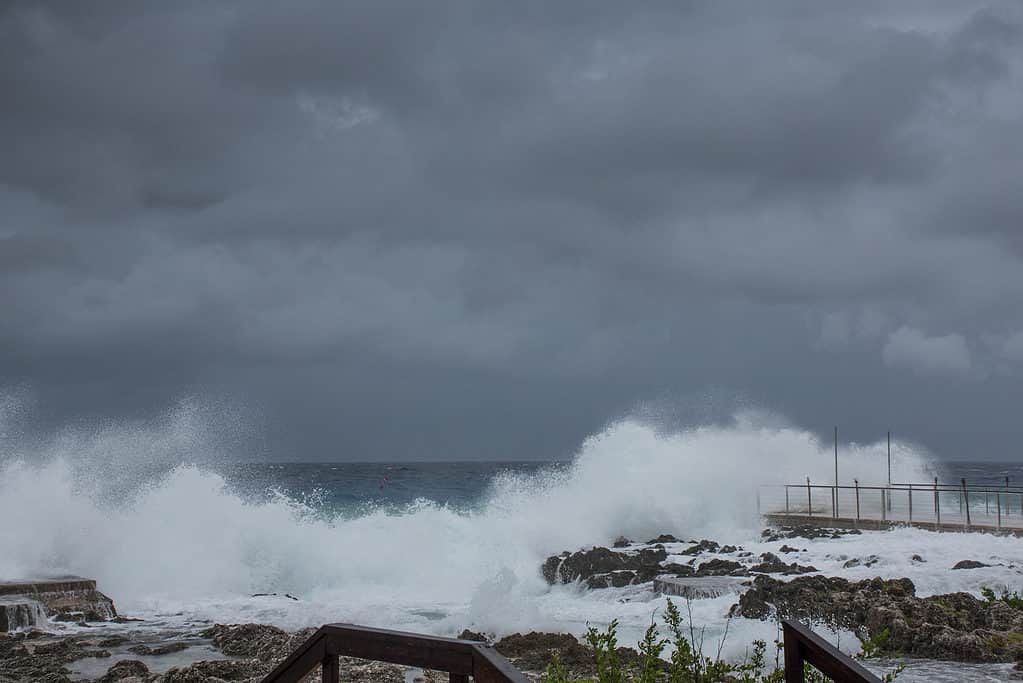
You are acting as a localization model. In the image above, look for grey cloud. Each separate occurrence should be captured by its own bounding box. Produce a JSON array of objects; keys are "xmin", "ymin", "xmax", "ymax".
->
[{"xmin": 3, "ymin": 1, "xmax": 1023, "ymax": 460}]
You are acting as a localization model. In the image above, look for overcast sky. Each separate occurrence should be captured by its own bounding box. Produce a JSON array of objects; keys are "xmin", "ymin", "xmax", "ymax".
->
[{"xmin": 3, "ymin": 1, "xmax": 1023, "ymax": 462}]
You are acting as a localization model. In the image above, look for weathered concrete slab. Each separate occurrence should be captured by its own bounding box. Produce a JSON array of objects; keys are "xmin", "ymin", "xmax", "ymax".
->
[
  {"xmin": 0, "ymin": 596, "xmax": 47, "ymax": 631},
  {"xmin": 0, "ymin": 576, "xmax": 116, "ymax": 630},
  {"xmin": 763, "ymin": 513, "xmax": 1023, "ymax": 537},
  {"xmin": 652, "ymin": 575, "xmax": 749, "ymax": 599}
]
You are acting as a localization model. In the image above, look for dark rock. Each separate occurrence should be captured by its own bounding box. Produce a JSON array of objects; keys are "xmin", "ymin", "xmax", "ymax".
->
[
  {"xmin": 97, "ymin": 659, "xmax": 149, "ymax": 682},
  {"xmin": 457, "ymin": 630, "xmax": 489, "ymax": 642},
  {"xmin": 541, "ymin": 546, "xmax": 666, "ymax": 587},
  {"xmin": 645, "ymin": 534, "xmax": 681, "ymax": 544},
  {"xmin": 733, "ymin": 574, "xmax": 1023, "ymax": 663},
  {"xmin": 779, "ymin": 545, "xmax": 801, "ymax": 554},
  {"xmin": 843, "ymin": 555, "xmax": 879, "ymax": 569},
  {"xmin": 695, "ymin": 559, "xmax": 746, "ymax": 576},
  {"xmin": 661, "ymin": 563, "xmax": 695, "ymax": 577},
  {"xmin": 719, "ymin": 545, "xmax": 738, "ymax": 554},
  {"xmin": 128, "ymin": 642, "xmax": 188, "ymax": 656},
  {"xmin": 494, "ymin": 632, "xmax": 651, "ymax": 677},
  {"xmin": 952, "ymin": 560, "xmax": 991, "ymax": 570},
  {"xmin": 761, "ymin": 526, "xmax": 861, "ymax": 542},
  {"xmin": 749, "ymin": 552, "xmax": 817, "ymax": 575},
  {"xmin": 681, "ymin": 540, "xmax": 720, "ymax": 556},
  {"xmin": 911, "ymin": 554, "xmax": 926, "ymax": 563},
  {"xmin": 612, "ymin": 536, "xmax": 632, "ymax": 548}
]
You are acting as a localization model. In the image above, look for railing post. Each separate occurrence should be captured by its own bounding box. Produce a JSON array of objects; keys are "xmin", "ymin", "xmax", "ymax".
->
[
  {"xmin": 962, "ymin": 478, "xmax": 971, "ymax": 529},
  {"xmin": 783, "ymin": 625, "xmax": 805, "ymax": 683},
  {"xmin": 854, "ymin": 479, "xmax": 860, "ymax": 522},
  {"xmin": 998, "ymin": 492, "xmax": 1002, "ymax": 530},
  {"xmin": 934, "ymin": 478, "xmax": 941, "ymax": 527},
  {"xmin": 881, "ymin": 489, "xmax": 886, "ymax": 522},
  {"xmin": 833, "ymin": 484, "xmax": 837, "ymax": 518},
  {"xmin": 908, "ymin": 485, "xmax": 913, "ymax": 523},
  {"xmin": 321, "ymin": 654, "xmax": 339, "ymax": 683},
  {"xmin": 785, "ymin": 486, "xmax": 790, "ymax": 516},
  {"xmin": 807, "ymin": 478, "xmax": 812, "ymax": 517}
]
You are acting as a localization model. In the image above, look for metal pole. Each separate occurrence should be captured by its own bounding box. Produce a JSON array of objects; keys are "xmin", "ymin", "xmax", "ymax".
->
[
  {"xmin": 807, "ymin": 477, "xmax": 812, "ymax": 516},
  {"xmin": 934, "ymin": 477, "xmax": 940, "ymax": 526},
  {"xmin": 834, "ymin": 427, "xmax": 839, "ymax": 517},
  {"xmin": 962, "ymin": 478, "xmax": 971, "ymax": 529},
  {"xmin": 854, "ymin": 479, "xmax": 860, "ymax": 521},
  {"xmin": 881, "ymin": 489, "xmax": 887, "ymax": 522},
  {"xmin": 908, "ymin": 485, "xmax": 913, "ymax": 522},
  {"xmin": 998, "ymin": 492, "xmax": 1002, "ymax": 530},
  {"xmin": 887, "ymin": 431, "xmax": 891, "ymax": 487},
  {"xmin": 785, "ymin": 486, "xmax": 790, "ymax": 516}
]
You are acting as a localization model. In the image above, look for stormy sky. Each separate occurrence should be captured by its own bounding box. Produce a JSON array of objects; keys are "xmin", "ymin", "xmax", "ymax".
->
[{"xmin": 2, "ymin": 1, "xmax": 1023, "ymax": 462}]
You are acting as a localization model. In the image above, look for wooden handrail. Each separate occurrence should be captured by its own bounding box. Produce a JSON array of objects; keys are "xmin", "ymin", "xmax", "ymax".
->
[
  {"xmin": 782, "ymin": 620, "xmax": 880, "ymax": 683},
  {"xmin": 260, "ymin": 623, "xmax": 531, "ymax": 683}
]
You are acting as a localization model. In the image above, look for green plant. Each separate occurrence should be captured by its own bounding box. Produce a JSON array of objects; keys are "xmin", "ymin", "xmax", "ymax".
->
[{"xmin": 981, "ymin": 586, "xmax": 1023, "ymax": 610}]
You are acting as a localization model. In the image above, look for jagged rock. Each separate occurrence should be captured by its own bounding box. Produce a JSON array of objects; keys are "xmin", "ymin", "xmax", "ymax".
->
[
  {"xmin": 645, "ymin": 534, "xmax": 681, "ymax": 544},
  {"xmin": 612, "ymin": 536, "xmax": 632, "ymax": 548},
  {"xmin": 719, "ymin": 545, "xmax": 738, "ymax": 554},
  {"xmin": 842, "ymin": 556, "xmax": 879, "ymax": 569},
  {"xmin": 494, "ymin": 632, "xmax": 650, "ymax": 677},
  {"xmin": 456, "ymin": 630, "xmax": 489, "ymax": 642},
  {"xmin": 952, "ymin": 560, "xmax": 990, "ymax": 570},
  {"xmin": 761, "ymin": 526, "xmax": 861, "ymax": 542},
  {"xmin": 732, "ymin": 574, "xmax": 1023, "ymax": 662},
  {"xmin": 695, "ymin": 559, "xmax": 746, "ymax": 576},
  {"xmin": 911, "ymin": 554, "xmax": 926, "ymax": 563},
  {"xmin": 749, "ymin": 552, "xmax": 816, "ymax": 575},
  {"xmin": 541, "ymin": 546, "xmax": 666, "ymax": 587},
  {"xmin": 681, "ymin": 540, "xmax": 720, "ymax": 556},
  {"xmin": 97, "ymin": 659, "xmax": 149, "ymax": 682},
  {"xmin": 661, "ymin": 563, "xmax": 695, "ymax": 577},
  {"xmin": 779, "ymin": 545, "xmax": 801, "ymax": 554}
]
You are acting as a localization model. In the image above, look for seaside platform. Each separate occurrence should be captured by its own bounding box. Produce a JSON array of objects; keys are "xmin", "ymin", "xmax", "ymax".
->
[
  {"xmin": 760, "ymin": 480, "xmax": 1023, "ymax": 536},
  {"xmin": 0, "ymin": 577, "xmax": 116, "ymax": 631}
]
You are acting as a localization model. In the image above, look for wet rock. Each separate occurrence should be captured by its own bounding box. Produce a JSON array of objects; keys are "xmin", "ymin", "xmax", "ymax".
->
[
  {"xmin": 749, "ymin": 552, "xmax": 817, "ymax": 575},
  {"xmin": 694, "ymin": 559, "xmax": 746, "ymax": 576},
  {"xmin": 911, "ymin": 554, "xmax": 926, "ymax": 563},
  {"xmin": 494, "ymin": 632, "xmax": 649, "ymax": 677},
  {"xmin": 779, "ymin": 545, "xmax": 801, "ymax": 554},
  {"xmin": 541, "ymin": 546, "xmax": 667, "ymax": 587},
  {"xmin": 733, "ymin": 574, "xmax": 1023, "ymax": 662},
  {"xmin": 97, "ymin": 659, "xmax": 149, "ymax": 682},
  {"xmin": 128, "ymin": 642, "xmax": 189, "ymax": 656},
  {"xmin": 645, "ymin": 534, "xmax": 681, "ymax": 544},
  {"xmin": 612, "ymin": 536, "xmax": 632, "ymax": 548},
  {"xmin": 952, "ymin": 560, "xmax": 991, "ymax": 570},
  {"xmin": 842, "ymin": 555, "xmax": 879, "ymax": 569},
  {"xmin": 456, "ymin": 629, "xmax": 489, "ymax": 642},
  {"xmin": 681, "ymin": 540, "xmax": 720, "ymax": 555},
  {"xmin": 720, "ymin": 545, "xmax": 738, "ymax": 554},
  {"xmin": 761, "ymin": 526, "xmax": 861, "ymax": 542}
]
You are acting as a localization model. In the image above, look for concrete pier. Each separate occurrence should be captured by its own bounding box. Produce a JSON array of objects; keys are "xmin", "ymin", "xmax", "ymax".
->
[
  {"xmin": 0, "ymin": 577, "xmax": 116, "ymax": 631},
  {"xmin": 652, "ymin": 575, "xmax": 749, "ymax": 599}
]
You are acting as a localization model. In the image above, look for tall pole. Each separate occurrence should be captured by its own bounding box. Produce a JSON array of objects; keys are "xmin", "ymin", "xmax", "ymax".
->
[
  {"xmin": 834, "ymin": 426, "xmax": 839, "ymax": 517},
  {"xmin": 887, "ymin": 431, "xmax": 891, "ymax": 487}
]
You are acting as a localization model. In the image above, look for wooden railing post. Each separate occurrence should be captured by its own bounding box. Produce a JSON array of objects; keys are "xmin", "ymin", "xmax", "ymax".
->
[
  {"xmin": 783, "ymin": 624, "xmax": 804, "ymax": 683},
  {"xmin": 321, "ymin": 653, "xmax": 339, "ymax": 683}
]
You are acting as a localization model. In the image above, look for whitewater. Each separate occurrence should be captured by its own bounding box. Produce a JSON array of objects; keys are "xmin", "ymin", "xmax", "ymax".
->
[{"xmin": 2, "ymin": 401, "xmax": 1022, "ymax": 680}]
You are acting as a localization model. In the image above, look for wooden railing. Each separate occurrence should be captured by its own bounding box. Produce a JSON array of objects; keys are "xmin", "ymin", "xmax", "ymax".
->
[
  {"xmin": 782, "ymin": 621, "xmax": 880, "ymax": 683},
  {"xmin": 259, "ymin": 623, "xmax": 531, "ymax": 683},
  {"xmin": 262, "ymin": 621, "xmax": 878, "ymax": 683}
]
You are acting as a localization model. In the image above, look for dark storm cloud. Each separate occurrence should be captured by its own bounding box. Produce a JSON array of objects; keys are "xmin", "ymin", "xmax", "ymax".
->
[{"xmin": 3, "ymin": 1, "xmax": 1023, "ymax": 460}]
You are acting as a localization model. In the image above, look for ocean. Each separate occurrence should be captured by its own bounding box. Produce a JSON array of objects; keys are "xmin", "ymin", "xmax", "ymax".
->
[{"xmin": 3, "ymin": 415, "xmax": 1023, "ymax": 680}]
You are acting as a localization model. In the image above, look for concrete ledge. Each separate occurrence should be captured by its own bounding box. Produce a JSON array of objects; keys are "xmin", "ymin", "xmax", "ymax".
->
[
  {"xmin": 0, "ymin": 577, "xmax": 116, "ymax": 630},
  {"xmin": 763, "ymin": 513, "xmax": 1023, "ymax": 537}
]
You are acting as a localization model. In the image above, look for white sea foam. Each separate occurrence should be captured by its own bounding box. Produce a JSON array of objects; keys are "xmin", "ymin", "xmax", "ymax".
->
[{"xmin": 2, "ymin": 402, "xmax": 1023, "ymax": 679}]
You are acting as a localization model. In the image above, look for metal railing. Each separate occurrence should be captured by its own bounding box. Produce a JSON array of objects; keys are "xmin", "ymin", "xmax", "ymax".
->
[
  {"xmin": 760, "ymin": 478, "xmax": 1023, "ymax": 531},
  {"xmin": 782, "ymin": 621, "xmax": 879, "ymax": 682},
  {"xmin": 259, "ymin": 623, "xmax": 530, "ymax": 683}
]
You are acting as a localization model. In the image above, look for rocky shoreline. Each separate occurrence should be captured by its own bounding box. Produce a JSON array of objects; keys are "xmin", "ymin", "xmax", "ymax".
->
[{"xmin": 3, "ymin": 525, "xmax": 1022, "ymax": 680}]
